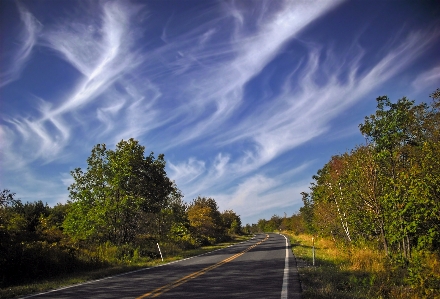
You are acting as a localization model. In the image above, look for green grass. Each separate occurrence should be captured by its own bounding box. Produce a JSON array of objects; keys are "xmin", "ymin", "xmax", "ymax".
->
[{"xmin": 0, "ymin": 235, "xmax": 252, "ymax": 299}]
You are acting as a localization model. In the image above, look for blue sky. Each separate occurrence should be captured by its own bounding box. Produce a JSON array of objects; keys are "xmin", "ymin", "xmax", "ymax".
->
[{"xmin": 1, "ymin": 0, "xmax": 439, "ymax": 224}]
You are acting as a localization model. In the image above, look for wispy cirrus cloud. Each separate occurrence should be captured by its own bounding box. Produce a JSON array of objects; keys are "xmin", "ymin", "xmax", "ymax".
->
[
  {"xmin": 41, "ymin": 1, "xmax": 142, "ymax": 116},
  {"xmin": 4, "ymin": 1, "xmax": 153, "ymax": 165},
  {"xmin": 211, "ymin": 173, "xmax": 311, "ymax": 219},
  {"xmin": 154, "ymin": 0, "xmax": 345, "ymax": 146},
  {"xmin": 412, "ymin": 64, "xmax": 440, "ymax": 91},
  {"xmin": 213, "ymin": 28, "xmax": 439, "ymax": 171},
  {"xmin": 167, "ymin": 27, "xmax": 439, "ymax": 218},
  {"xmin": 168, "ymin": 158, "xmax": 206, "ymax": 185},
  {"xmin": 0, "ymin": 3, "xmax": 41, "ymax": 88}
]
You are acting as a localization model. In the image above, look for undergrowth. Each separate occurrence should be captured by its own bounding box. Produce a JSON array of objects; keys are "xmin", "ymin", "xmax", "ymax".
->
[{"xmin": 288, "ymin": 233, "xmax": 440, "ymax": 299}]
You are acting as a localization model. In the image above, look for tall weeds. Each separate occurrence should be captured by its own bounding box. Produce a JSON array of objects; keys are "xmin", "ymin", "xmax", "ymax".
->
[{"xmin": 289, "ymin": 233, "xmax": 440, "ymax": 299}]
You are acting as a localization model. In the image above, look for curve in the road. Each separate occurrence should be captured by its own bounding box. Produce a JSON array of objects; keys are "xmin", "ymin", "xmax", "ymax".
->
[
  {"xmin": 137, "ymin": 234, "xmax": 269, "ymax": 298},
  {"xmin": 21, "ymin": 233, "xmax": 301, "ymax": 298}
]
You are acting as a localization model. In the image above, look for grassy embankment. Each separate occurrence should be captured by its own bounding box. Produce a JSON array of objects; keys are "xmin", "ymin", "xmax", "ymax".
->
[
  {"xmin": 287, "ymin": 233, "xmax": 440, "ymax": 299},
  {"xmin": 0, "ymin": 235, "xmax": 251, "ymax": 299}
]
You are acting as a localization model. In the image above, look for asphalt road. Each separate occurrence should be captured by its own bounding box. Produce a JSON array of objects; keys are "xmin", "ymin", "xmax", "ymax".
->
[{"xmin": 23, "ymin": 233, "xmax": 301, "ymax": 298}]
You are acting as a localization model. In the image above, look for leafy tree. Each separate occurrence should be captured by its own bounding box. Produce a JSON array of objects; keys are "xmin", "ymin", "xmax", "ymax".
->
[
  {"xmin": 0, "ymin": 192, "xmax": 79, "ymax": 286},
  {"xmin": 21, "ymin": 201, "xmax": 50, "ymax": 234},
  {"xmin": 187, "ymin": 196, "xmax": 223, "ymax": 244},
  {"xmin": 256, "ymin": 215, "xmax": 282, "ymax": 232},
  {"xmin": 303, "ymin": 90, "xmax": 440, "ymax": 255},
  {"xmin": 299, "ymin": 192, "xmax": 315, "ymax": 235},
  {"xmin": 0, "ymin": 190, "xmax": 23, "ymax": 241},
  {"xmin": 341, "ymin": 146, "xmax": 389, "ymax": 252},
  {"xmin": 64, "ymin": 138, "xmax": 174, "ymax": 246},
  {"xmin": 221, "ymin": 210, "xmax": 242, "ymax": 235},
  {"xmin": 158, "ymin": 182, "xmax": 192, "ymax": 247},
  {"xmin": 359, "ymin": 95, "xmax": 439, "ymax": 257},
  {"xmin": 0, "ymin": 190, "xmax": 18, "ymax": 208},
  {"xmin": 310, "ymin": 159, "xmax": 353, "ymax": 241},
  {"xmin": 287, "ymin": 213, "xmax": 306, "ymax": 235},
  {"xmin": 256, "ymin": 219, "xmax": 268, "ymax": 232},
  {"xmin": 254, "ymin": 89, "xmax": 440, "ymax": 294},
  {"xmin": 243, "ymin": 223, "xmax": 259, "ymax": 234}
]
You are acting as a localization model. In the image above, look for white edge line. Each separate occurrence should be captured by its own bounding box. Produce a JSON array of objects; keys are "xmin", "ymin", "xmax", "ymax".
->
[
  {"xmin": 280, "ymin": 234, "xmax": 289, "ymax": 299},
  {"xmin": 20, "ymin": 235, "xmax": 258, "ymax": 298}
]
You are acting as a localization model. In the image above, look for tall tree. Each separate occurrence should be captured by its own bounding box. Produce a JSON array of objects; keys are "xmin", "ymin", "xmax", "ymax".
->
[
  {"xmin": 342, "ymin": 146, "xmax": 389, "ymax": 253},
  {"xmin": 360, "ymin": 96, "xmax": 435, "ymax": 256},
  {"xmin": 64, "ymin": 139, "xmax": 174, "ymax": 246}
]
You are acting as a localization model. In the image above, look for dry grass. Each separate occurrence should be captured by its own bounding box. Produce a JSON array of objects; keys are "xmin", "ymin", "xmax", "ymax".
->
[
  {"xmin": 287, "ymin": 233, "xmax": 440, "ymax": 299},
  {"xmin": 348, "ymin": 248, "xmax": 384, "ymax": 273}
]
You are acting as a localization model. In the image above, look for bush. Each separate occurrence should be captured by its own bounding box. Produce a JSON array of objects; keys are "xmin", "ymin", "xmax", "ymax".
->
[{"xmin": 0, "ymin": 240, "xmax": 83, "ymax": 287}]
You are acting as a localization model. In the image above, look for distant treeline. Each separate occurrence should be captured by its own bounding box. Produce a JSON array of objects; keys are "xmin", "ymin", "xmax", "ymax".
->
[{"xmin": 0, "ymin": 139, "xmax": 241, "ymax": 287}]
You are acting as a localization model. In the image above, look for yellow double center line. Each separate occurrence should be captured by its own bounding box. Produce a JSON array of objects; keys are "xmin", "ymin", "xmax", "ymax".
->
[{"xmin": 136, "ymin": 234, "xmax": 269, "ymax": 298}]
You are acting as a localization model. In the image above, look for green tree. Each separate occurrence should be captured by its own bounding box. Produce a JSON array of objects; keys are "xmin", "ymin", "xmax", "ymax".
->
[
  {"xmin": 159, "ymin": 182, "xmax": 191, "ymax": 246},
  {"xmin": 256, "ymin": 215, "xmax": 282, "ymax": 232},
  {"xmin": 64, "ymin": 138, "xmax": 174, "ymax": 246},
  {"xmin": 299, "ymin": 192, "xmax": 315, "ymax": 235},
  {"xmin": 341, "ymin": 146, "xmax": 389, "ymax": 252},
  {"xmin": 359, "ymin": 95, "xmax": 439, "ymax": 256},
  {"xmin": 221, "ymin": 210, "xmax": 242, "ymax": 235}
]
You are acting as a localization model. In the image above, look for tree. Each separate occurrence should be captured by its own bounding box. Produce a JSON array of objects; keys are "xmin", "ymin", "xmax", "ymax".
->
[
  {"xmin": 221, "ymin": 210, "xmax": 242, "ymax": 235},
  {"xmin": 159, "ymin": 182, "xmax": 191, "ymax": 245},
  {"xmin": 342, "ymin": 146, "xmax": 389, "ymax": 252},
  {"xmin": 187, "ymin": 196, "xmax": 223, "ymax": 244},
  {"xmin": 310, "ymin": 160, "xmax": 353, "ymax": 241},
  {"xmin": 0, "ymin": 190, "xmax": 17, "ymax": 208},
  {"xmin": 64, "ymin": 138, "xmax": 174, "ymax": 246},
  {"xmin": 358, "ymin": 95, "xmax": 440, "ymax": 257},
  {"xmin": 299, "ymin": 192, "xmax": 315, "ymax": 235}
]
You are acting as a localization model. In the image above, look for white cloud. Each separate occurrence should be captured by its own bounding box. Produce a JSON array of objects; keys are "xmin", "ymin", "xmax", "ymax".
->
[
  {"xmin": 211, "ymin": 173, "xmax": 311, "ymax": 219},
  {"xmin": 0, "ymin": 3, "xmax": 41, "ymax": 88},
  {"xmin": 60, "ymin": 172, "xmax": 74, "ymax": 188},
  {"xmin": 169, "ymin": 158, "xmax": 206, "ymax": 185},
  {"xmin": 4, "ymin": 1, "xmax": 153, "ymax": 166},
  {"xmin": 42, "ymin": 1, "xmax": 140, "ymax": 116},
  {"xmin": 213, "ymin": 29, "xmax": 439, "ymax": 173},
  {"xmin": 227, "ymin": 175, "xmax": 278, "ymax": 207},
  {"xmin": 169, "ymin": 27, "xmax": 439, "ymax": 211},
  {"xmin": 157, "ymin": 0, "xmax": 345, "ymax": 146},
  {"xmin": 412, "ymin": 64, "xmax": 440, "ymax": 91}
]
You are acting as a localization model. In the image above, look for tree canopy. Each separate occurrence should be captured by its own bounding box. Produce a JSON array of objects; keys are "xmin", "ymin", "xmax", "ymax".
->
[
  {"xmin": 64, "ymin": 138, "xmax": 174, "ymax": 245},
  {"xmin": 300, "ymin": 89, "xmax": 440, "ymax": 254}
]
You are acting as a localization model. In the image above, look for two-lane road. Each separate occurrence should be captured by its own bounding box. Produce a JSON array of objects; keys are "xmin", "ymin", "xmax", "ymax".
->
[{"xmin": 24, "ymin": 234, "xmax": 301, "ymax": 298}]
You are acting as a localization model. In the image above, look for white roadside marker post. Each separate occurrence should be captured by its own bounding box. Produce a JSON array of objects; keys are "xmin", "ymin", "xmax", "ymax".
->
[
  {"xmin": 157, "ymin": 242, "xmax": 164, "ymax": 262},
  {"xmin": 312, "ymin": 237, "xmax": 315, "ymax": 266}
]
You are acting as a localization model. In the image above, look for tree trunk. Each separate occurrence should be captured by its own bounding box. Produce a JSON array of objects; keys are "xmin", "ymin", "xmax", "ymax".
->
[{"xmin": 379, "ymin": 218, "xmax": 388, "ymax": 255}]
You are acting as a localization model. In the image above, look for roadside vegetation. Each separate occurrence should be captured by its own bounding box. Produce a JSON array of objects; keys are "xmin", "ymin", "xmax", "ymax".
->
[
  {"xmin": 0, "ymin": 236, "xmax": 249, "ymax": 299},
  {"xmin": 250, "ymin": 89, "xmax": 440, "ymax": 298},
  {"xmin": 1, "ymin": 138, "xmax": 244, "ymax": 298},
  {"xmin": 287, "ymin": 233, "xmax": 439, "ymax": 299}
]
